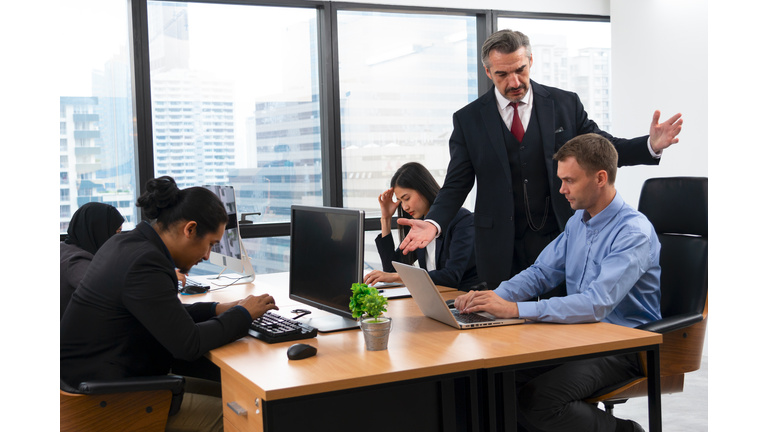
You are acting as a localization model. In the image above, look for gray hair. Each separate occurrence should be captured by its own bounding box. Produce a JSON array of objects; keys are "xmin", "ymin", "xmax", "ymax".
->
[{"xmin": 481, "ymin": 30, "xmax": 532, "ymax": 69}]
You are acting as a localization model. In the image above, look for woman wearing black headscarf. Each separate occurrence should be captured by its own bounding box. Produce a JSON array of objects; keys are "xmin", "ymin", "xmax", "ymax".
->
[{"xmin": 60, "ymin": 202, "xmax": 124, "ymax": 318}]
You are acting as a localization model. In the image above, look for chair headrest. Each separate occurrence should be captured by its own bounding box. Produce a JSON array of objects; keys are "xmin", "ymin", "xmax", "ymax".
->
[{"xmin": 638, "ymin": 177, "xmax": 707, "ymax": 237}]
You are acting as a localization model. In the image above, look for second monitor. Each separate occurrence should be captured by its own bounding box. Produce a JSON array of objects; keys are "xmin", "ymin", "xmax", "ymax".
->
[{"xmin": 289, "ymin": 205, "xmax": 364, "ymax": 332}]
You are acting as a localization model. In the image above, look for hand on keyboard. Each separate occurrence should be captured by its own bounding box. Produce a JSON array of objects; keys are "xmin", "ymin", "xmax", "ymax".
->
[{"xmin": 237, "ymin": 294, "xmax": 278, "ymax": 320}]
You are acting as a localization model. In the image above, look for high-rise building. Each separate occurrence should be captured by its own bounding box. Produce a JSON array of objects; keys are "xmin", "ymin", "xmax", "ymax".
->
[
  {"xmin": 571, "ymin": 47, "xmax": 611, "ymax": 132},
  {"xmin": 151, "ymin": 70, "xmax": 237, "ymax": 188},
  {"xmin": 59, "ymin": 96, "xmax": 136, "ymax": 232},
  {"xmin": 527, "ymin": 34, "xmax": 611, "ymax": 133},
  {"xmin": 148, "ymin": 2, "xmax": 190, "ymax": 74}
]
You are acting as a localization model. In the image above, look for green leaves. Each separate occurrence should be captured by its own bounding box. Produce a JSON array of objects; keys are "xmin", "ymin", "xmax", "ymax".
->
[{"xmin": 349, "ymin": 282, "xmax": 388, "ymax": 319}]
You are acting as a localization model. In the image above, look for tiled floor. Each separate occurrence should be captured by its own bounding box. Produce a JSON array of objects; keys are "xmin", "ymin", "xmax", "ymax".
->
[{"xmin": 608, "ymin": 354, "xmax": 708, "ymax": 432}]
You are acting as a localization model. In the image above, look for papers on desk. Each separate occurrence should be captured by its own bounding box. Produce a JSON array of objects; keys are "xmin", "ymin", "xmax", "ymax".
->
[{"xmin": 378, "ymin": 287, "xmax": 411, "ymax": 299}]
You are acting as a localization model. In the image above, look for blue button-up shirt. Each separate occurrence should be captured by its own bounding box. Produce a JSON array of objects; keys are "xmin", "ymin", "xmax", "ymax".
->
[{"xmin": 496, "ymin": 192, "xmax": 661, "ymax": 327}]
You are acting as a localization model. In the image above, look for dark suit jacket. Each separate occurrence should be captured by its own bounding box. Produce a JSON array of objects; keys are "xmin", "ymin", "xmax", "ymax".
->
[
  {"xmin": 60, "ymin": 222, "xmax": 252, "ymax": 386},
  {"xmin": 427, "ymin": 82, "xmax": 659, "ymax": 289},
  {"xmin": 60, "ymin": 242, "xmax": 93, "ymax": 319},
  {"xmin": 376, "ymin": 207, "xmax": 479, "ymax": 291}
]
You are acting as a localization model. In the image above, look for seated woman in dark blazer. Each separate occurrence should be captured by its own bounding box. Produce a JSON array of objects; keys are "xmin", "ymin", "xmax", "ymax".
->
[
  {"xmin": 61, "ymin": 176, "xmax": 277, "ymax": 432},
  {"xmin": 60, "ymin": 202, "xmax": 124, "ymax": 318},
  {"xmin": 364, "ymin": 162, "xmax": 479, "ymax": 291}
]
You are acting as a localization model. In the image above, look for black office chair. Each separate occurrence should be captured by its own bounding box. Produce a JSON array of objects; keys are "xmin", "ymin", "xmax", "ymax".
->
[
  {"xmin": 585, "ymin": 177, "xmax": 708, "ymax": 414},
  {"xmin": 60, "ymin": 375, "xmax": 185, "ymax": 431}
]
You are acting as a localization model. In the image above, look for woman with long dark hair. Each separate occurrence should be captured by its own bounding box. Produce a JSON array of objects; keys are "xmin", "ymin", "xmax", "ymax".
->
[
  {"xmin": 60, "ymin": 202, "xmax": 124, "ymax": 318},
  {"xmin": 61, "ymin": 176, "xmax": 276, "ymax": 432},
  {"xmin": 363, "ymin": 162, "xmax": 479, "ymax": 290}
]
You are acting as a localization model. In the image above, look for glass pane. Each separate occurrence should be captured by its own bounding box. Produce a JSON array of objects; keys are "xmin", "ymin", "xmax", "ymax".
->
[
  {"xmin": 147, "ymin": 2, "xmax": 321, "ymax": 227},
  {"xmin": 59, "ymin": 0, "xmax": 138, "ymax": 234},
  {"xmin": 337, "ymin": 11, "xmax": 478, "ymax": 216},
  {"xmin": 497, "ymin": 18, "xmax": 612, "ymax": 132},
  {"xmin": 187, "ymin": 236, "xmax": 290, "ymax": 276}
]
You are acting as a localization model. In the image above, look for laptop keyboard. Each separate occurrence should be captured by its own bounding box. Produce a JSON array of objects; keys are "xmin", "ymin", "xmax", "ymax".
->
[{"xmin": 452, "ymin": 310, "xmax": 494, "ymax": 323}]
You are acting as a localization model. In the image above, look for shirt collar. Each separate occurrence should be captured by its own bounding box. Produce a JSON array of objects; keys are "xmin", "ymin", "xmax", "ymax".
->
[
  {"xmin": 494, "ymin": 85, "xmax": 532, "ymax": 110},
  {"xmin": 580, "ymin": 191, "xmax": 625, "ymax": 231},
  {"xmin": 136, "ymin": 221, "xmax": 176, "ymax": 268}
]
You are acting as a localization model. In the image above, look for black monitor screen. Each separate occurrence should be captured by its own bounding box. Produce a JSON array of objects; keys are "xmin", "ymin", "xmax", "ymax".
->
[{"xmin": 289, "ymin": 205, "xmax": 364, "ymax": 320}]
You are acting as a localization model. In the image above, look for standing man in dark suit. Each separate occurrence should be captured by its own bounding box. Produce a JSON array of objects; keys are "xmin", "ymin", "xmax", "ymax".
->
[{"xmin": 398, "ymin": 30, "xmax": 683, "ymax": 290}]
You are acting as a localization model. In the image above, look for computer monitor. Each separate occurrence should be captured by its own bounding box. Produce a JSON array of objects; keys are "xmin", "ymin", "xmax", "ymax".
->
[
  {"xmin": 289, "ymin": 205, "xmax": 364, "ymax": 332},
  {"xmin": 200, "ymin": 185, "xmax": 255, "ymax": 285}
]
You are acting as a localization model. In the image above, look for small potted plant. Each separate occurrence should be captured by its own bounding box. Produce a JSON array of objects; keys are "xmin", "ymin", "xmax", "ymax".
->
[{"xmin": 349, "ymin": 283, "xmax": 392, "ymax": 351}]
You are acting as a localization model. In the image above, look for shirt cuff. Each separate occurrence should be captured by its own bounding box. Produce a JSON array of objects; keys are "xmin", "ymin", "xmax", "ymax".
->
[
  {"xmin": 516, "ymin": 301, "xmax": 538, "ymax": 320},
  {"xmin": 233, "ymin": 305, "xmax": 252, "ymax": 321},
  {"xmin": 425, "ymin": 219, "xmax": 442, "ymax": 237},
  {"xmin": 647, "ymin": 137, "xmax": 662, "ymax": 159},
  {"xmin": 211, "ymin": 302, "xmax": 219, "ymax": 316}
]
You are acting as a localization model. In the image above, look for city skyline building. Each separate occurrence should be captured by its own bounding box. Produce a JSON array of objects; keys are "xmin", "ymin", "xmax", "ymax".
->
[{"xmin": 59, "ymin": 96, "xmax": 136, "ymax": 232}]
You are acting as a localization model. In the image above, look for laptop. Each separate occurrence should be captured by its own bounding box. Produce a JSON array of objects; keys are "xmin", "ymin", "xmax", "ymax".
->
[{"xmin": 392, "ymin": 261, "xmax": 525, "ymax": 329}]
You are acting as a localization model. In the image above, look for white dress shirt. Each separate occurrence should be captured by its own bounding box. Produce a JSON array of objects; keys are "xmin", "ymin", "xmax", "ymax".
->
[
  {"xmin": 425, "ymin": 238, "xmax": 437, "ymax": 271},
  {"xmin": 494, "ymin": 86, "xmax": 533, "ymax": 132}
]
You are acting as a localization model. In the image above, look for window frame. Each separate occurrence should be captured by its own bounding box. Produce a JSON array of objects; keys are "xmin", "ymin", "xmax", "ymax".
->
[{"xmin": 59, "ymin": 0, "xmax": 608, "ymax": 242}]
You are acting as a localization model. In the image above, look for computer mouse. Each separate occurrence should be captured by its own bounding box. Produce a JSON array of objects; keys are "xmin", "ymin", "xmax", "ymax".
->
[
  {"xmin": 445, "ymin": 299, "xmax": 456, "ymax": 308},
  {"xmin": 287, "ymin": 343, "xmax": 317, "ymax": 360},
  {"xmin": 180, "ymin": 285, "xmax": 209, "ymax": 295}
]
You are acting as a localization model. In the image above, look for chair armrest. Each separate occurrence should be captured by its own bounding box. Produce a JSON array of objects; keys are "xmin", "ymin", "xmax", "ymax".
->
[
  {"xmin": 62, "ymin": 375, "xmax": 186, "ymax": 416},
  {"xmin": 73, "ymin": 375, "xmax": 185, "ymax": 395},
  {"xmin": 636, "ymin": 312, "xmax": 703, "ymax": 334}
]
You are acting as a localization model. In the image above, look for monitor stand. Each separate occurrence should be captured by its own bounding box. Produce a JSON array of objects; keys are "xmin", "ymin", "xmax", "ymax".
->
[
  {"xmin": 302, "ymin": 315, "xmax": 359, "ymax": 333},
  {"xmin": 206, "ymin": 237, "xmax": 255, "ymax": 286}
]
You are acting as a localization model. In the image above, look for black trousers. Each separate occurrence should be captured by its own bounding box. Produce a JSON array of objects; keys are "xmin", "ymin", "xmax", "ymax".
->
[{"xmin": 515, "ymin": 354, "xmax": 641, "ymax": 432}]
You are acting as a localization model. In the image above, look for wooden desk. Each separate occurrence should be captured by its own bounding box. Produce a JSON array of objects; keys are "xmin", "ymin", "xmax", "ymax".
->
[{"xmin": 181, "ymin": 273, "xmax": 663, "ymax": 432}]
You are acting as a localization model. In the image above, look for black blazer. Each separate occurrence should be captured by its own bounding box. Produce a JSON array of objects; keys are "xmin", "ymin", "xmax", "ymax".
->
[
  {"xmin": 376, "ymin": 207, "xmax": 479, "ymax": 291},
  {"xmin": 60, "ymin": 242, "xmax": 93, "ymax": 319},
  {"xmin": 60, "ymin": 222, "xmax": 252, "ymax": 386},
  {"xmin": 427, "ymin": 82, "xmax": 659, "ymax": 289}
]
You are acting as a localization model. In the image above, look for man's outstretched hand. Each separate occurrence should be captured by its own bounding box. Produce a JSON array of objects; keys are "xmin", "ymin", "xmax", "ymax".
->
[
  {"xmin": 649, "ymin": 110, "xmax": 683, "ymax": 153},
  {"xmin": 397, "ymin": 218, "xmax": 438, "ymax": 254}
]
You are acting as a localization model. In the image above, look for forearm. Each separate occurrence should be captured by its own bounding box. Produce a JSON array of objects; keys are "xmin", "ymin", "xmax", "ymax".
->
[{"xmin": 381, "ymin": 217, "xmax": 391, "ymax": 237}]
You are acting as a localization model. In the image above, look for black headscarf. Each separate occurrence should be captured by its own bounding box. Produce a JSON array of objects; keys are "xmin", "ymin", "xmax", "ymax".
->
[{"xmin": 64, "ymin": 202, "xmax": 125, "ymax": 255}]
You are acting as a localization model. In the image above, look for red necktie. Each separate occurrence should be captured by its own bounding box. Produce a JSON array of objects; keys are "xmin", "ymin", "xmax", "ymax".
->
[{"xmin": 511, "ymin": 102, "xmax": 525, "ymax": 142}]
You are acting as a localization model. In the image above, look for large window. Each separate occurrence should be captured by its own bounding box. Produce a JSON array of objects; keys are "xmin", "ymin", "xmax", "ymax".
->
[
  {"xmin": 56, "ymin": 2, "xmax": 615, "ymax": 274},
  {"xmin": 338, "ymin": 11, "xmax": 478, "ymax": 216},
  {"xmin": 59, "ymin": 0, "xmax": 138, "ymax": 234},
  {"xmin": 497, "ymin": 17, "xmax": 612, "ymax": 132},
  {"xmin": 148, "ymin": 2, "xmax": 321, "ymax": 274},
  {"xmin": 148, "ymin": 2, "xmax": 321, "ymax": 220},
  {"xmin": 336, "ymin": 11, "xmax": 479, "ymax": 266}
]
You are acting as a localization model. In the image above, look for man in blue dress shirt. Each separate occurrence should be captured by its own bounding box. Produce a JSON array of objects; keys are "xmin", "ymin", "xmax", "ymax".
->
[{"xmin": 454, "ymin": 133, "xmax": 661, "ymax": 432}]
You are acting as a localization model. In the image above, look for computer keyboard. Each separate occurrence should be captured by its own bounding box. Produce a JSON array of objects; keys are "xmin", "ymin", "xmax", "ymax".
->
[
  {"xmin": 249, "ymin": 311, "xmax": 318, "ymax": 344},
  {"xmin": 453, "ymin": 310, "xmax": 494, "ymax": 324}
]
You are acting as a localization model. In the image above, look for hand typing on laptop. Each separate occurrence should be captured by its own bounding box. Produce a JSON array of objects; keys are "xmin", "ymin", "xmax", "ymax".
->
[
  {"xmin": 454, "ymin": 290, "xmax": 519, "ymax": 319},
  {"xmin": 363, "ymin": 269, "xmax": 402, "ymax": 286}
]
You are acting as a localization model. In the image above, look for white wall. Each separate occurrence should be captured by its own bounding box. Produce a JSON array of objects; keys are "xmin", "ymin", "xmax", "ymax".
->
[
  {"xmin": 610, "ymin": 0, "xmax": 709, "ymax": 357},
  {"xmin": 709, "ymin": 0, "xmax": 767, "ymax": 425},
  {"xmin": 610, "ymin": 0, "xmax": 708, "ymax": 208}
]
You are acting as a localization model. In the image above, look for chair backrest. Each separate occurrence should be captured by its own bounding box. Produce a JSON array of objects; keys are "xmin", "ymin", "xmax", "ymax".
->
[{"xmin": 638, "ymin": 177, "xmax": 708, "ymax": 318}]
